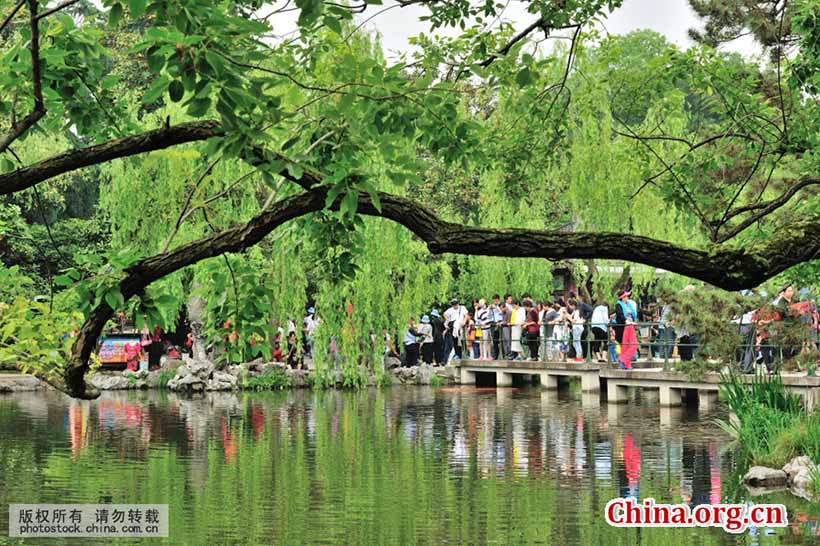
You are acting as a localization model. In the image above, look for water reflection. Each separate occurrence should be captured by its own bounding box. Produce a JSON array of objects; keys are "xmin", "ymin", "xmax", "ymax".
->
[{"xmin": 0, "ymin": 387, "xmax": 818, "ymax": 545}]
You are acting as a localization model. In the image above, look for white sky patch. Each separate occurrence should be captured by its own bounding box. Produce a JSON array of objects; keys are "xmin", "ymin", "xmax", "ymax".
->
[{"xmin": 348, "ymin": 0, "xmax": 760, "ymax": 61}]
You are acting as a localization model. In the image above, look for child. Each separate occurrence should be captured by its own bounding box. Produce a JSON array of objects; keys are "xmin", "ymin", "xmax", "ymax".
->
[{"xmin": 608, "ymin": 326, "xmax": 620, "ymax": 366}]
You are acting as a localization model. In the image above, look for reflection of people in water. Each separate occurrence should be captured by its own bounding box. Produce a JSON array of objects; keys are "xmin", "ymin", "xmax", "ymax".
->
[
  {"xmin": 682, "ymin": 443, "xmax": 711, "ymax": 506},
  {"xmin": 622, "ymin": 433, "xmax": 641, "ymax": 499},
  {"xmin": 221, "ymin": 415, "xmax": 238, "ymax": 464},
  {"xmin": 708, "ymin": 441, "xmax": 721, "ymax": 504},
  {"xmin": 574, "ymin": 411, "xmax": 586, "ymax": 473}
]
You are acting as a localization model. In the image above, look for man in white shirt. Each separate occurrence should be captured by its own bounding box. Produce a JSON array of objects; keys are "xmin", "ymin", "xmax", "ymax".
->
[
  {"xmin": 303, "ymin": 307, "xmax": 318, "ymax": 356},
  {"xmin": 443, "ymin": 299, "xmax": 467, "ymax": 361}
]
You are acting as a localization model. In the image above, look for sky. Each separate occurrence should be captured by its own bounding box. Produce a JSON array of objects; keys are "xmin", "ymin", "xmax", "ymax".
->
[{"xmin": 349, "ymin": 0, "xmax": 758, "ymax": 60}]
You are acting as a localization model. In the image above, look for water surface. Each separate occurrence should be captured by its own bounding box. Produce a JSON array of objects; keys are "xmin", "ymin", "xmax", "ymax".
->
[{"xmin": 0, "ymin": 386, "xmax": 818, "ymax": 545}]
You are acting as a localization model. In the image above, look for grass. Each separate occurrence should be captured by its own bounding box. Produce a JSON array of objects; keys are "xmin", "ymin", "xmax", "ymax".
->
[
  {"xmin": 429, "ymin": 374, "xmax": 443, "ymax": 387},
  {"xmin": 718, "ymin": 369, "xmax": 820, "ymax": 469},
  {"xmin": 157, "ymin": 369, "xmax": 176, "ymax": 389}
]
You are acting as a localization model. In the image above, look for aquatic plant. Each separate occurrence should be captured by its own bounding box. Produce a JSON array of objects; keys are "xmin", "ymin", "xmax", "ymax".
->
[{"xmin": 718, "ymin": 370, "xmax": 820, "ymax": 470}]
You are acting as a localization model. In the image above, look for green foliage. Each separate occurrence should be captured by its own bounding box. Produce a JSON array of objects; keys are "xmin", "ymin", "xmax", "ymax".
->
[
  {"xmin": 0, "ymin": 297, "xmax": 84, "ymax": 381},
  {"xmin": 4, "ymin": 0, "xmax": 820, "ymax": 396},
  {"xmin": 193, "ymin": 252, "xmax": 280, "ymax": 365},
  {"xmin": 664, "ymin": 287, "xmax": 757, "ymax": 364},
  {"xmin": 0, "ymin": 263, "xmax": 35, "ymax": 300},
  {"xmin": 429, "ymin": 374, "xmax": 443, "ymax": 387},
  {"xmin": 718, "ymin": 370, "xmax": 820, "ymax": 469},
  {"xmin": 157, "ymin": 369, "xmax": 176, "ymax": 389},
  {"xmin": 243, "ymin": 367, "xmax": 291, "ymax": 390}
]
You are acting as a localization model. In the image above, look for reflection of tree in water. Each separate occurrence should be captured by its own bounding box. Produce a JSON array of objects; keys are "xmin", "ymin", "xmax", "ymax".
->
[{"xmin": 8, "ymin": 389, "xmax": 820, "ymax": 542}]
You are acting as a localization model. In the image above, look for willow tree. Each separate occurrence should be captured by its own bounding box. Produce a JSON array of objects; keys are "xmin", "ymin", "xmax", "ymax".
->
[{"xmin": 2, "ymin": 0, "xmax": 820, "ymax": 398}]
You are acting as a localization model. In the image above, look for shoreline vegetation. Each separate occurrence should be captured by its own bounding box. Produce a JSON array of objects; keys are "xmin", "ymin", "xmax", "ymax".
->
[{"xmin": 722, "ymin": 371, "xmax": 820, "ymax": 502}]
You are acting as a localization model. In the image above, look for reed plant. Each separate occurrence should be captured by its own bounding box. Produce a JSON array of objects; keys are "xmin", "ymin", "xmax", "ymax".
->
[{"xmin": 719, "ymin": 369, "xmax": 820, "ymax": 468}]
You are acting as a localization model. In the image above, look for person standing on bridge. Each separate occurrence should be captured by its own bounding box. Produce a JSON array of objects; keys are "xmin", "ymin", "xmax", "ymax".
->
[
  {"xmin": 501, "ymin": 294, "xmax": 513, "ymax": 359},
  {"xmin": 590, "ymin": 300, "xmax": 609, "ymax": 363},
  {"xmin": 524, "ymin": 300, "xmax": 540, "ymax": 361},
  {"xmin": 489, "ymin": 295, "xmax": 503, "ymax": 359},
  {"xmin": 417, "ymin": 315, "xmax": 434, "ymax": 365},
  {"xmin": 568, "ymin": 300, "xmax": 586, "ymax": 363},
  {"xmin": 510, "ymin": 299, "xmax": 525, "ymax": 360},
  {"xmin": 430, "ymin": 309, "xmax": 445, "ymax": 365},
  {"xmin": 476, "ymin": 299, "xmax": 493, "ymax": 361},
  {"xmin": 615, "ymin": 290, "xmax": 638, "ymax": 370}
]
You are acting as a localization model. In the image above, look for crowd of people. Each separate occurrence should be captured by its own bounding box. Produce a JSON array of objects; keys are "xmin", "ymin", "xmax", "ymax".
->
[
  {"xmin": 102, "ymin": 284, "xmax": 819, "ymax": 375},
  {"xmin": 399, "ymin": 292, "xmax": 641, "ymax": 369},
  {"xmin": 398, "ymin": 284, "xmax": 820, "ymax": 373}
]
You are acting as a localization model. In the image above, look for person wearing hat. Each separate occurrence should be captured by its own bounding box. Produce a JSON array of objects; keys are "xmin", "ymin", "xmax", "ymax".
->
[
  {"xmin": 430, "ymin": 309, "xmax": 445, "ymax": 365},
  {"xmin": 418, "ymin": 315, "xmax": 434, "ymax": 364},
  {"xmin": 614, "ymin": 289, "xmax": 637, "ymax": 369}
]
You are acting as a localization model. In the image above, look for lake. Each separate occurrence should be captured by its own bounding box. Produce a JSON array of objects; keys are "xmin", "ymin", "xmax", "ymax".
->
[{"xmin": 0, "ymin": 385, "xmax": 818, "ymax": 545}]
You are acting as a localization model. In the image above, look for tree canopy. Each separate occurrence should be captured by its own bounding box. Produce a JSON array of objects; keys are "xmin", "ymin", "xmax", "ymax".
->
[{"xmin": 1, "ymin": 0, "xmax": 820, "ymax": 398}]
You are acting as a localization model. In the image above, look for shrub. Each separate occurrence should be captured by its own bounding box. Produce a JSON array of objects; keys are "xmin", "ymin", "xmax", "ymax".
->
[{"xmin": 243, "ymin": 367, "xmax": 290, "ymax": 390}]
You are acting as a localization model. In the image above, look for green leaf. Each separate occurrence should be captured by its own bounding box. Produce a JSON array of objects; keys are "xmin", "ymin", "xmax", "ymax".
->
[
  {"xmin": 341, "ymin": 190, "xmax": 358, "ymax": 217},
  {"xmin": 367, "ymin": 188, "xmax": 381, "ymax": 212},
  {"xmin": 286, "ymin": 163, "xmax": 304, "ymax": 180},
  {"xmin": 204, "ymin": 50, "xmax": 226, "ymax": 78},
  {"xmin": 54, "ymin": 274, "xmax": 74, "ymax": 286},
  {"xmin": 147, "ymin": 50, "xmax": 166, "ymax": 73},
  {"xmin": 168, "ymin": 80, "xmax": 184, "ymax": 102},
  {"xmin": 324, "ymin": 183, "xmax": 345, "ymax": 208},
  {"xmin": 108, "ymin": 3, "xmax": 123, "ymax": 26},
  {"xmin": 323, "ymin": 15, "xmax": 342, "ymax": 35},
  {"xmin": 337, "ymin": 92, "xmax": 355, "ymax": 112},
  {"xmin": 104, "ymin": 289, "xmax": 124, "ymax": 311},
  {"xmin": 143, "ymin": 75, "xmax": 169, "ymax": 104},
  {"xmin": 516, "ymin": 66, "xmax": 532, "ymax": 88},
  {"xmin": 128, "ymin": 0, "xmax": 146, "ymax": 18},
  {"xmin": 187, "ymin": 97, "xmax": 211, "ymax": 117},
  {"xmin": 100, "ymin": 74, "xmax": 121, "ymax": 90}
]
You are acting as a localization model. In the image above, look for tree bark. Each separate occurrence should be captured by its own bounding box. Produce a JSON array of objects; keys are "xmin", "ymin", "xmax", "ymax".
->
[{"xmin": 0, "ymin": 120, "xmax": 222, "ymax": 195}]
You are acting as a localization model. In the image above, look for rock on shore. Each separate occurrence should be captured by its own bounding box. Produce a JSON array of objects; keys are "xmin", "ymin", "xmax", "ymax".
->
[
  {"xmin": 743, "ymin": 456, "xmax": 818, "ymax": 501},
  {"xmin": 0, "ymin": 374, "xmax": 43, "ymax": 393}
]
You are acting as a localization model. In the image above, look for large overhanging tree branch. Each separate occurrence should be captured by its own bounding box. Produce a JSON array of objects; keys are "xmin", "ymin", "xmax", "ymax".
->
[
  {"xmin": 0, "ymin": 120, "xmax": 223, "ymax": 195},
  {"xmin": 56, "ymin": 156, "xmax": 820, "ymax": 398}
]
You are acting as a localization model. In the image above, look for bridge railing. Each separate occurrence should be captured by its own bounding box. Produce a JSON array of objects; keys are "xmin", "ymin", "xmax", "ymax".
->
[{"xmin": 455, "ymin": 320, "xmax": 818, "ymax": 374}]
